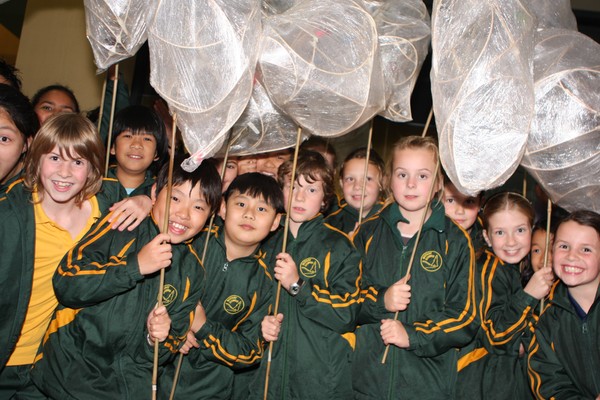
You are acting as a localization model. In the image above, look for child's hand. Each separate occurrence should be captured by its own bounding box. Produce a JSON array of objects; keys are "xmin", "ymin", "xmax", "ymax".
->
[
  {"xmin": 179, "ymin": 330, "xmax": 200, "ymax": 354},
  {"xmin": 384, "ymin": 274, "xmax": 411, "ymax": 312},
  {"xmin": 348, "ymin": 222, "xmax": 359, "ymax": 238},
  {"xmin": 147, "ymin": 305, "xmax": 171, "ymax": 343},
  {"xmin": 109, "ymin": 195, "xmax": 152, "ymax": 231},
  {"xmin": 274, "ymin": 253, "xmax": 300, "ymax": 292},
  {"xmin": 262, "ymin": 313, "xmax": 284, "ymax": 342},
  {"xmin": 524, "ymin": 266, "xmax": 554, "ymax": 300},
  {"xmin": 380, "ymin": 319, "xmax": 410, "ymax": 348},
  {"xmin": 190, "ymin": 302, "xmax": 206, "ymax": 333},
  {"xmin": 138, "ymin": 233, "xmax": 172, "ymax": 275}
]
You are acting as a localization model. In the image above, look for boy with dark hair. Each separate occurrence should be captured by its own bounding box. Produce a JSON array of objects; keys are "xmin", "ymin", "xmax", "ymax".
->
[
  {"xmin": 107, "ymin": 105, "xmax": 169, "ymax": 197},
  {"xmin": 0, "ymin": 59, "xmax": 22, "ymax": 90},
  {"xmin": 29, "ymin": 156, "xmax": 222, "ymax": 399},
  {"xmin": 162, "ymin": 172, "xmax": 283, "ymax": 400},
  {"xmin": 250, "ymin": 150, "xmax": 362, "ymax": 400}
]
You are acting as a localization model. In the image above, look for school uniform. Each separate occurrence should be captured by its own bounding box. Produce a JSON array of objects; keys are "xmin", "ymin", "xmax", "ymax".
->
[
  {"xmin": 0, "ymin": 169, "xmax": 22, "ymax": 196},
  {"xmin": 456, "ymin": 249, "xmax": 537, "ymax": 399},
  {"xmin": 528, "ymin": 281, "xmax": 600, "ymax": 399},
  {"xmin": 351, "ymin": 201, "xmax": 477, "ymax": 400},
  {"xmin": 106, "ymin": 165, "xmax": 155, "ymax": 198},
  {"xmin": 160, "ymin": 225, "xmax": 273, "ymax": 400},
  {"xmin": 248, "ymin": 214, "xmax": 362, "ymax": 400},
  {"xmin": 325, "ymin": 199, "xmax": 384, "ymax": 235},
  {"xmin": 29, "ymin": 213, "xmax": 205, "ymax": 400}
]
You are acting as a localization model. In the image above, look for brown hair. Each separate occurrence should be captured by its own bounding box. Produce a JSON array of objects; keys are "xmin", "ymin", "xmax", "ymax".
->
[
  {"xmin": 481, "ymin": 192, "xmax": 534, "ymax": 230},
  {"xmin": 24, "ymin": 113, "xmax": 104, "ymax": 205},
  {"xmin": 386, "ymin": 135, "xmax": 443, "ymax": 201},
  {"xmin": 278, "ymin": 150, "xmax": 334, "ymax": 211}
]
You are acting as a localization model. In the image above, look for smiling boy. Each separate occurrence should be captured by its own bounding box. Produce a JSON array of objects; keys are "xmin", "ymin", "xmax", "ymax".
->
[
  {"xmin": 162, "ymin": 172, "xmax": 283, "ymax": 400},
  {"xmin": 29, "ymin": 156, "xmax": 222, "ymax": 399}
]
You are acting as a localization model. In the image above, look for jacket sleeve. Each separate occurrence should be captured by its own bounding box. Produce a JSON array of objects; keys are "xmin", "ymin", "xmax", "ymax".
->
[
  {"xmin": 527, "ymin": 320, "xmax": 588, "ymax": 400},
  {"xmin": 189, "ymin": 274, "xmax": 273, "ymax": 370},
  {"xmin": 292, "ymin": 240, "xmax": 362, "ymax": 334},
  {"xmin": 479, "ymin": 260, "xmax": 539, "ymax": 355},
  {"xmin": 404, "ymin": 235, "xmax": 479, "ymax": 357},
  {"xmin": 53, "ymin": 213, "xmax": 145, "ymax": 308}
]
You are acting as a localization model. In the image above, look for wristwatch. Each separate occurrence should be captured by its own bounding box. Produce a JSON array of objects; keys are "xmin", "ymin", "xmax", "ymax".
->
[{"xmin": 289, "ymin": 278, "xmax": 304, "ymax": 296}]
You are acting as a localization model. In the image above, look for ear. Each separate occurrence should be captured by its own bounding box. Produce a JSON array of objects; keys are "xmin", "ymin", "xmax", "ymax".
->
[
  {"xmin": 219, "ymin": 198, "xmax": 227, "ymax": 219},
  {"xmin": 150, "ymin": 183, "xmax": 158, "ymax": 204},
  {"xmin": 110, "ymin": 144, "xmax": 116, "ymax": 155},
  {"xmin": 270, "ymin": 213, "xmax": 282, "ymax": 232},
  {"xmin": 22, "ymin": 136, "xmax": 32, "ymax": 154},
  {"xmin": 482, "ymin": 229, "xmax": 492, "ymax": 247},
  {"xmin": 339, "ymin": 178, "xmax": 343, "ymax": 189}
]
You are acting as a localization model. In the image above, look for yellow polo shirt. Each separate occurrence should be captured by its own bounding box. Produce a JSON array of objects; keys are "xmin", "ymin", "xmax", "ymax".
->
[{"xmin": 7, "ymin": 192, "xmax": 100, "ymax": 366}]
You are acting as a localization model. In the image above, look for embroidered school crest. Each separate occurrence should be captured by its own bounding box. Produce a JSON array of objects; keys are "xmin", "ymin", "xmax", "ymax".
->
[
  {"xmin": 299, "ymin": 257, "xmax": 320, "ymax": 278},
  {"xmin": 420, "ymin": 250, "xmax": 443, "ymax": 272},
  {"xmin": 162, "ymin": 284, "xmax": 178, "ymax": 306},
  {"xmin": 224, "ymin": 295, "xmax": 245, "ymax": 315}
]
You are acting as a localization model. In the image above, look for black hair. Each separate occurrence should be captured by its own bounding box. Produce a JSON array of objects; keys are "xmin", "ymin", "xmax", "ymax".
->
[
  {"xmin": 155, "ymin": 154, "xmax": 222, "ymax": 215},
  {"xmin": 0, "ymin": 84, "xmax": 39, "ymax": 139},
  {"xmin": 224, "ymin": 172, "xmax": 284, "ymax": 214},
  {"xmin": 0, "ymin": 59, "xmax": 22, "ymax": 90},
  {"xmin": 31, "ymin": 84, "xmax": 80, "ymax": 113},
  {"xmin": 111, "ymin": 105, "xmax": 169, "ymax": 173},
  {"xmin": 300, "ymin": 136, "xmax": 337, "ymax": 167}
]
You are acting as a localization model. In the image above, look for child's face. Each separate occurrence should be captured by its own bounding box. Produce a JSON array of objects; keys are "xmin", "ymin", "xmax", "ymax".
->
[
  {"xmin": 221, "ymin": 190, "xmax": 280, "ymax": 249},
  {"xmin": 531, "ymin": 229, "xmax": 553, "ymax": 272},
  {"xmin": 483, "ymin": 209, "xmax": 531, "ymax": 264},
  {"xmin": 111, "ymin": 131, "xmax": 158, "ymax": 176},
  {"xmin": 34, "ymin": 90, "xmax": 76, "ymax": 125},
  {"xmin": 0, "ymin": 109, "xmax": 28, "ymax": 185},
  {"xmin": 237, "ymin": 156, "xmax": 257, "ymax": 175},
  {"xmin": 39, "ymin": 145, "xmax": 91, "ymax": 206},
  {"xmin": 390, "ymin": 148, "xmax": 440, "ymax": 214},
  {"xmin": 553, "ymin": 220, "xmax": 600, "ymax": 292},
  {"xmin": 256, "ymin": 150, "xmax": 291, "ymax": 178},
  {"xmin": 443, "ymin": 183, "xmax": 480, "ymax": 231},
  {"xmin": 283, "ymin": 174, "xmax": 325, "ymax": 225},
  {"xmin": 340, "ymin": 158, "xmax": 381, "ymax": 216},
  {"xmin": 216, "ymin": 158, "xmax": 238, "ymax": 193},
  {"xmin": 151, "ymin": 181, "xmax": 211, "ymax": 244}
]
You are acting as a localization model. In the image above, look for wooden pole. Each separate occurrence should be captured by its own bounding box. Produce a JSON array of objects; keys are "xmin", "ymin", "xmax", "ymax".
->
[
  {"xmin": 104, "ymin": 63, "xmax": 120, "ymax": 177},
  {"xmin": 97, "ymin": 72, "xmax": 107, "ymax": 134},
  {"xmin": 358, "ymin": 120, "xmax": 375, "ymax": 226},
  {"xmin": 263, "ymin": 127, "xmax": 303, "ymax": 400},
  {"xmin": 540, "ymin": 198, "xmax": 552, "ymax": 313},
  {"xmin": 421, "ymin": 109, "xmax": 434, "ymax": 138},
  {"xmin": 152, "ymin": 112, "xmax": 177, "ymax": 400},
  {"xmin": 168, "ymin": 131, "xmax": 234, "ymax": 400}
]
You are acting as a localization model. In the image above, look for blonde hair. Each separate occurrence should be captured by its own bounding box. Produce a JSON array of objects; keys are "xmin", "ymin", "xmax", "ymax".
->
[
  {"xmin": 24, "ymin": 113, "xmax": 104, "ymax": 205},
  {"xmin": 386, "ymin": 135, "xmax": 443, "ymax": 201}
]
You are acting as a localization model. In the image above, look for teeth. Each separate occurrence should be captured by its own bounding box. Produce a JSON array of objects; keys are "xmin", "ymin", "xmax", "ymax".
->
[
  {"xmin": 171, "ymin": 222, "xmax": 187, "ymax": 231},
  {"xmin": 564, "ymin": 266, "xmax": 582, "ymax": 273},
  {"xmin": 54, "ymin": 181, "xmax": 72, "ymax": 187}
]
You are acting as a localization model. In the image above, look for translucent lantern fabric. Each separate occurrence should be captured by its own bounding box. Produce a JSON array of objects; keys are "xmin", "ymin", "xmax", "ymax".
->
[
  {"xmin": 530, "ymin": 0, "xmax": 577, "ymax": 31},
  {"xmin": 148, "ymin": 0, "xmax": 261, "ymax": 170},
  {"xmin": 431, "ymin": 0, "xmax": 536, "ymax": 196},
  {"xmin": 259, "ymin": 0, "xmax": 385, "ymax": 137},
  {"xmin": 521, "ymin": 29, "xmax": 600, "ymax": 213},
  {"xmin": 84, "ymin": 0, "xmax": 151, "ymax": 72},
  {"xmin": 373, "ymin": 0, "xmax": 431, "ymax": 122}
]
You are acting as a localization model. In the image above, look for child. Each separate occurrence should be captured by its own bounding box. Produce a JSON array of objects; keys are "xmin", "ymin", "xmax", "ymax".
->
[
  {"xmin": 161, "ymin": 172, "xmax": 283, "ymax": 400},
  {"xmin": 31, "ymin": 84, "xmax": 79, "ymax": 125},
  {"xmin": 250, "ymin": 150, "xmax": 362, "ymax": 399},
  {"xmin": 106, "ymin": 105, "xmax": 169, "ymax": 197},
  {"xmin": 326, "ymin": 147, "xmax": 385, "ymax": 235},
  {"xmin": 29, "ymin": 154, "xmax": 222, "ymax": 399},
  {"xmin": 0, "ymin": 113, "xmax": 105, "ymax": 397},
  {"xmin": 0, "ymin": 59, "xmax": 22, "ymax": 90},
  {"xmin": 528, "ymin": 210, "xmax": 600, "ymax": 399},
  {"xmin": 521, "ymin": 220, "xmax": 554, "ymax": 287},
  {"xmin": 213, "ymin": 156, "xmax": 239, "ymax": 193},
  {"xmin": 456, "ymin": 192, "xmax": 554, "ymax": 400},
  {"xmin": 443, "ymin": 177, "xmax": 485, "ymax": 249},
  {"xmin": 0, "ymin": 84, "xmax": 39, "ymax": 194},
  {"xmin": 352, "ymin": 135, "xmax": 478, "ymax": 399},
  {"xmin": 300, "ymin": 136, "xmax": 337, "ymax": 170},
  {"xmin": 255, "ymin": 148, "xmax": 293, "ymax": 178}
]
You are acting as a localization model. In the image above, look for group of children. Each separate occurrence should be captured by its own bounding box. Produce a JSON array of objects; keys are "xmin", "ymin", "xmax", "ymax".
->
[{"xmin": 1, "ymin": 58, "xmax": 599, "ymax": 399}]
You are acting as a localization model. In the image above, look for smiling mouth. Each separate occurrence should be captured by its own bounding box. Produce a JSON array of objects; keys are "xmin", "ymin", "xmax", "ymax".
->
[
  {"xmin": 128, "ymin": 154, "xmax": 143, "ymax": 159},
  {"xmin": 52, "ymin": 180, "xmax": 73, "ymax": 190},
  {"xmin": 562, "ymin": 265, "xmax": 583, "ymax": 274},
  {"xmin": 169, "ymin": 221, "xmax": 188, "ymax": 234}
]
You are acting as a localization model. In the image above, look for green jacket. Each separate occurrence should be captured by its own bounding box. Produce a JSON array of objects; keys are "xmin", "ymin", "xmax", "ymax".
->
[
  {"xmin": 0, "ymin": 169, "xmax": 22, "ymax": 197},
  {"xmin": 0, "ymin": 179, "xmax": 119, "ymax": 371},
  {"xmin": 351, "ymin": 202, "xmax": 478, "ymax": 400},
  {"xmin": 528, "ymin": 282, "xmax": 600, "ymax": 400},
  {"xmin": 161, "ymin": 225, "xmax": 273, "ymax": 400},
  {"xmin": 325, "ymin": 199, "xmax": 384, "ymax": 235},
  {"xmin": 456, "ymin": 250, "xmax": 538, "ymax": 400},
  {"xmin": 29, "ymin": 212, "xmax": 204, "ymax": 400},
  {"xmin": 106, "ymin": 165, "xmax": 155, "ymax": 198},
  {"xmin": 249, "ymin": 215, "xmax": 362, "ymax": 400}
]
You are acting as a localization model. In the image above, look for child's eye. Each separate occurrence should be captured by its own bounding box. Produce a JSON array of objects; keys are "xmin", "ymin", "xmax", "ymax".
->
[
  {"xmin": 517, "ymin": 227, "xmax": 528, "ymax": 234},
  {"xmin": 41, "ymin": 105, "xmax": 52, "ymax": 111},
  {"xmin": 419, "ymin": 174, "xmax": 429, "ymax": 180},
  {"xmin": 309, "ymin": 188, "xmax": 317, "ymax": 193},
  {"xmin": 236, "ymin": 202, "xmax": 245, "ymax": 207},
  {"xmin": 195, "ymin": 205, "xmax": 205, "ymax": 211},
  {"xmin": 582, "ymin": 247, "xmax": 592, "ymax": 253},
  {"xmin": 398, "ymin": 173, "xmax": 406, "ymax": 178},
  {"xmin": 494, "ymin": 230, "xmax": 504, "ymax": 236},
  {"xmin": 557, "ymin": 243, "xmax": 568, "ymax": 250},
  {"xmin": 0, "ymin": 136, "xmax": 10, "ymax": 143},
  {"xmin": 143, "ymin": 137, "xmax": 154, "ymax": 142},
  {"xmin": 171, "ymin": 196, "xmax": 179, "ymax": 202},
  {"xmin": 74, "ymin": 160, "xmax": 85, "ymax": 166},
  {"xmin": 445, "ymin": 198, "xmax": 454, "ymax": 204},
  {"xmin": 465, "ymin": 199, "xmax": 476, "ymax": 205},
  {"xmin": 532, "ymin": 248, "xmax": 540, "ymax": 254},
  {"xmin": 49, "ymin": 155, "xmax": 60, "ymax": 161},
  {"xmin": 257, "ymin": 206, "xmax": 267, "ymax": 212}
]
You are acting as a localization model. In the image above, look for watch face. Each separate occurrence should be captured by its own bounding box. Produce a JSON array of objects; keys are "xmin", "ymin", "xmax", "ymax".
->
[{"xmin": 290, "ymin": 283, "xmax": 300, "ymax": 295}]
